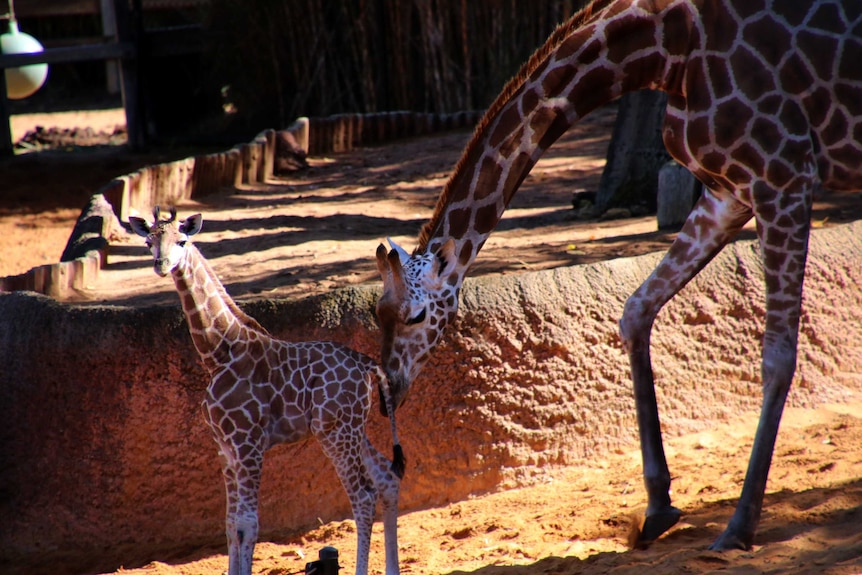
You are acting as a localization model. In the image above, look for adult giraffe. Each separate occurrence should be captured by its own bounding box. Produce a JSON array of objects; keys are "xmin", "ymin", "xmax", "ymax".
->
[{"xmin": 374, "ymin": 0, "xmax": 862, "ymax": 551}]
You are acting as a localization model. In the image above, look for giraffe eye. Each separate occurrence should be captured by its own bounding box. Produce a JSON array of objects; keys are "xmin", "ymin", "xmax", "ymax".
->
[
  {"xmin": 178, "ymin": 240, "xmax": 187, "ymax": 247},
  {"xmin": 406, "ymin": 308, "xmax": 426, "ymax": 326}
]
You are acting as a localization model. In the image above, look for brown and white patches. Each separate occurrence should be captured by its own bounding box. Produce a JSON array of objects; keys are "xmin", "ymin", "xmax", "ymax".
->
[
  {"xmin": 378, "ymin": 0, "xmax": 862, "ymax": 553},
  {"xmin": 134, "ymin": 211, "xmax": 402, "ymax": 575}
]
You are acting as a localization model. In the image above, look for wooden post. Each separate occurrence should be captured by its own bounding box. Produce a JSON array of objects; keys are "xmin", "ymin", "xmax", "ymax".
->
[
  {"xmin": 289, "ymin": 117, "xmax": 309, "ymax": 152},
  {"xmin": 0, "ymin": 70, "xmax": 12, "ymax": 156},
  {"xmin": 114, "ymin": 0, "xmax": 145, "ymax": 150},
  {"xmin": 100, "ymin": 0, "xmax": 120, "ymax": 95}
]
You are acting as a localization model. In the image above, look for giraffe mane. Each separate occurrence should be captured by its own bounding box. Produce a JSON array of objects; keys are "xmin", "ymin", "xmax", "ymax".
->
[
  {"xmin": 417, "ymin": 0, "xmax": 614, "ymax": 252},
  {"xmin": 186, "ymin": 241, "xmax": 271, "ymax": 336}
]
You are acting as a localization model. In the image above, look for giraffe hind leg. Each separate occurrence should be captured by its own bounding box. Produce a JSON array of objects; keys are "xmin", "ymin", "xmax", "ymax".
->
[
  {"xmin": 619, "ymin": 190, "xmax": 752, "ymax": 547},
  {"xmin": 366, "ymin": 437, "xmax": 401, "ymax": 575},
  {"xmin": 710, "ymin": 183, "xmax": 812, "ymax": 551},
  {"xmin": 709, "ymin": 363, "xmax": 793, "ymax": 551},
  {"xmin": 319, "ymin": 434, "xmax": 402, "ymax": 575}
]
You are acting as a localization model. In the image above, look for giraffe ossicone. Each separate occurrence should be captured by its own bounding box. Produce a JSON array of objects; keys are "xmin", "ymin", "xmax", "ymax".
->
[
  {"xmin": 375, "ymin": 0, "xmax": 862, "ymax": 553},
  {"xmin": 386, "ymin": 237, "xmax": 410, "ymax": 262},
  {"xmin": 130, "ymin": 207, "xmax": 403, "ymax": 575}
]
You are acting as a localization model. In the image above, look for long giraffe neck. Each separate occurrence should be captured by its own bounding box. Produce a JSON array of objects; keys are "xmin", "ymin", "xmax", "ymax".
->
[
  {"xmin": 419, "ymin": 0, "xmax": 692, "ymax": 279},
  {"xmin": 171, "ymin": 244, "xmax": 270, "ymax": 373}
]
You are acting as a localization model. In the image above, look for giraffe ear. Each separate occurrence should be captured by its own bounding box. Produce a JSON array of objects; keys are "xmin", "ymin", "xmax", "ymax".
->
[
  {"xmin": 376, "ymin": 243, "xmax": 391, "ymax": 282},
  {"xmin": 386, "ymin": 248, "xmax": 408, "ymax": 299},
  {"xmin": 432, "ymin": 238, "xmax": 456, "ymax": 278},
  {"xmin": 129, "ymin": 216, "xmax": 150, "ymax": 238},
  {"xmin": 180, "ymin": 214, "xmax": 203, "ymax": 236},
  {"xmin": 376, "ymin": 243, "xmax": 407, "ymax": 299}
]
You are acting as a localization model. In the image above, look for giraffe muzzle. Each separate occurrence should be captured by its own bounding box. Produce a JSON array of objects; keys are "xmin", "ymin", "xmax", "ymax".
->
[
  {"xmin": 154, "ymin": 259, "xmax": 171, "ymax": 276},
  {"xmin": 386, "ymin": 372, "xmax": 411, "ymax": 410}
]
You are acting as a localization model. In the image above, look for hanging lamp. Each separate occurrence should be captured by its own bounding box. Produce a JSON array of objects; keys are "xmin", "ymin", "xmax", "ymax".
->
[{"xmin": 1, "ymin": 0, "xmax": 48, "ymax": 99}]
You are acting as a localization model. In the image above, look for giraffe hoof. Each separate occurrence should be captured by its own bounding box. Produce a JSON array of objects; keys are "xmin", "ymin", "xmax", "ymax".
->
[
  {"xmin": 709, "ymin": 529, "xmax": 751, "ymax": 551},
  {"xmin": 629, "ymin": 506, "xmax": 682, "ymax": 549}
]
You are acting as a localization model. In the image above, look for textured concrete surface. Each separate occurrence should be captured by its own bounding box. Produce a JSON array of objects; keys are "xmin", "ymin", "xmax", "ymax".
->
[{"xmin": 2, "ymin": 221, "xmax": 861, "ymax": 574}]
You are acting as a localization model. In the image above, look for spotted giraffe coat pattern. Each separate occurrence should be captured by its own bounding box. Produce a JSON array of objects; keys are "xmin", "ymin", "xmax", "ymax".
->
[
  {"xmin": 131, "ymin": 207, "xmax": 403, "ymax": 575},
  {"xmin": 375, "ymin": 0, "xmax": 862, "ymax": 552}
]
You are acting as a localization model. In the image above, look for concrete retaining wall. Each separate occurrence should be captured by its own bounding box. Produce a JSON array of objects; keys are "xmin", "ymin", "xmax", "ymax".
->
[{"xmin": 2, "ymin": 221, "xmax": 861, "ymax": 574}]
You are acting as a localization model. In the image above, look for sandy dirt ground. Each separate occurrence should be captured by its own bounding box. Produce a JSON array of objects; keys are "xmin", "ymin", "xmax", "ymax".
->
[
  {"xmin": 2, "ymin": 109, "xmax": 861, "ymax": 574},
  {"xmin": 110, "ymin": 403, "xmax": 862, "ymax": 575}
]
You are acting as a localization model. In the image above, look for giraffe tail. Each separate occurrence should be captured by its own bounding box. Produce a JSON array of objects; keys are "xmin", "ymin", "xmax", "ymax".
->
[
  {"xmin": 392, "ymin": 443, "xmax": 406, "ymax": 480},
  {"xmin": 378, "ymin": 389, "xmax": 389, "ymax": 417},
  {"xmin": 377, "ymin": 368, "xmax": 406, "ymax": 479}
]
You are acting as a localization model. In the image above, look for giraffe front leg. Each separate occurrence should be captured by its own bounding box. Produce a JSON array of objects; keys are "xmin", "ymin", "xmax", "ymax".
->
[
  {"xmin": 619, "ymin": 190, "xmax": 752, "ymax": 547},
  {"xmin": 212, "ymin": 432, "xmax": 265, "ymax": 575},
  {"xmin": 221, "ymin": 454, "xmax": 264, "ymax": 575},
  {"xmin": 318, "ymin": 432, "xmax": 379, "ymax": 575},
  {"xmin": 620, "ymin": 294, "xmax": 681, "ymax": 546}
]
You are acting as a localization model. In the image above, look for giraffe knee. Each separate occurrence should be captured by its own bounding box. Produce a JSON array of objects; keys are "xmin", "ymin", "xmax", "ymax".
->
[
  {"xmin": 375, "ymin": 470, "xmax": 400, "ymax": 500},
  {"xmin": 619, "ymin": 296, "xmax": 654, "ymax": 349},
  {"xmin": 229, "ymin": 513, "xmax": 259, "ymax": 546}
]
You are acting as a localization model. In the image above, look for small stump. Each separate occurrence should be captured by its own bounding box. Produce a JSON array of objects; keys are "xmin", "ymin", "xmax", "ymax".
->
[{"xmin": 657, "ymin": 161, "xmax": 701, "ymax": 230}]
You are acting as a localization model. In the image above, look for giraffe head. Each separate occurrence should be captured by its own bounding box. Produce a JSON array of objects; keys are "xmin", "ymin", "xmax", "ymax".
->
[
  {"xmin": 375, "ymin": 237, "xmax": 458, "ymax": 409},
  {"xmin": 129, "ymin": 206, "xmax": 203, "ymax": 276}
]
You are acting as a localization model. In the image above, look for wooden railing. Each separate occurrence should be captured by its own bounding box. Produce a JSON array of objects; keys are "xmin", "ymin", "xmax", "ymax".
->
[{"xmin": 0, "ymin": 108, "xmax": 483, "ymax": 299}]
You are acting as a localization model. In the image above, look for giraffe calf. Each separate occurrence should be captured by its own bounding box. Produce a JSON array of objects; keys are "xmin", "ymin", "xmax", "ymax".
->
[{"xmin": 130, "ymin": 207, "xmax": 403, "ymax": 575}]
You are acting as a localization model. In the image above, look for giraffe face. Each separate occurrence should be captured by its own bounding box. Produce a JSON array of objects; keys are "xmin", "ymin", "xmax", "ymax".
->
[
  {"xmin": 375, "ymin": 238, "xmax": 458, "ymax": 408},
  {"xmin": 129, "ymin": 207, "xmax": 203, "ymax": 277}
]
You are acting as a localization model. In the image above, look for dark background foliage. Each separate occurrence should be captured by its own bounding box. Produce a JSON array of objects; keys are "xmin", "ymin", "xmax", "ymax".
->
[
  {"xmin": 8, "ymin": 1, "xmax": 588, "ymax": 141},
  {"xmin": 204, "ymin": 0, "xmax": 587, "ymax": 134}
]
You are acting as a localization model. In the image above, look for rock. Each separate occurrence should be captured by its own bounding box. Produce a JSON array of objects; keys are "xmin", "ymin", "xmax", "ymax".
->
[
  {"xmin": 275, "ymin": 130, "xmax": 309, "ymax": 173},
  {"xmin": 60, "ymin": 193, "xmax": 125, "ymax": 263},
  {"xmin": 600, "ymin": 207, "xmax": 632, "ymax": 220}
]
